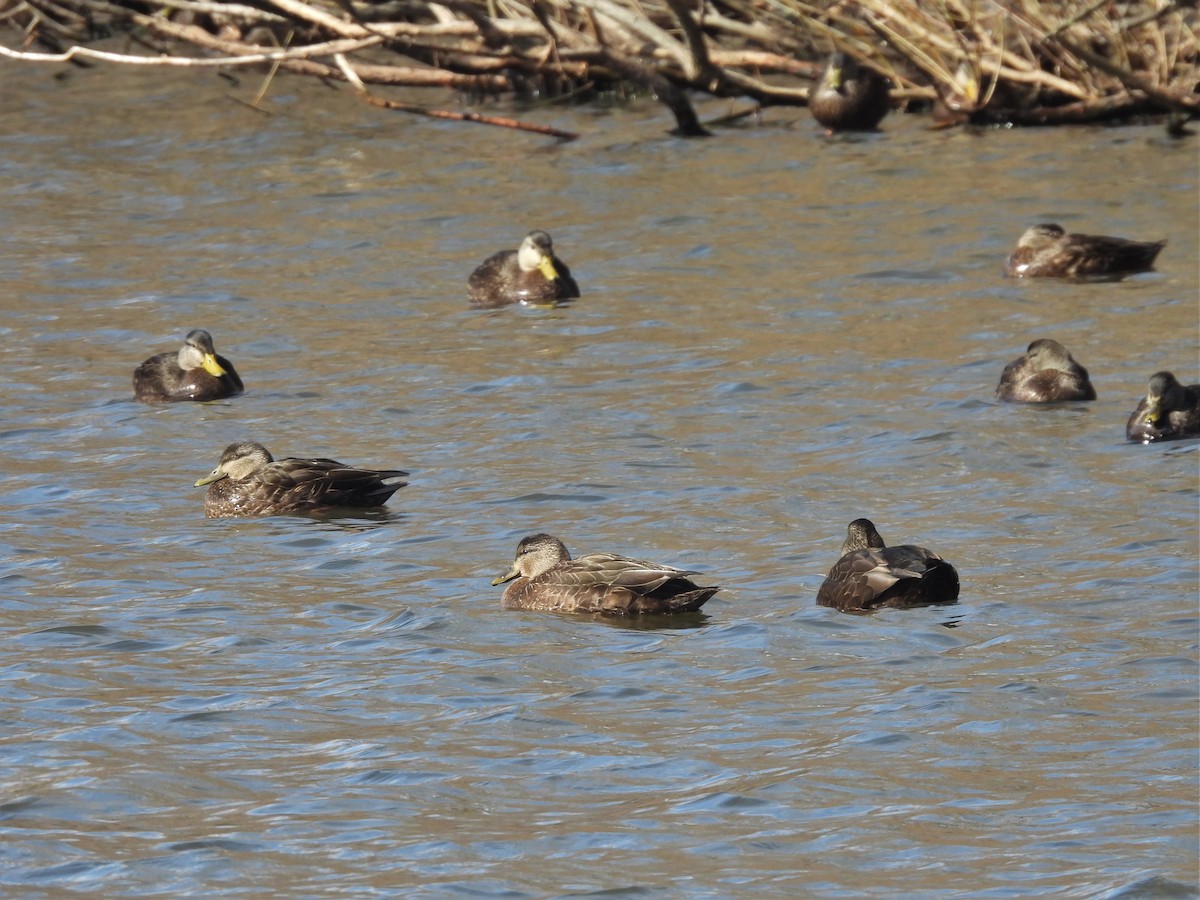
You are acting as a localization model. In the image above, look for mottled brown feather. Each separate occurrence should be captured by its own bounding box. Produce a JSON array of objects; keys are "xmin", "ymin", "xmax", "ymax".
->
[
  {"xmin": 492, "ymin": 534, "xmax": 719, "ymax": 616},
  {"xmin": 996, "ymin": 338, "xmax": 1096, "ymax": 403},
  {"xmin": 816, "ymin": 519, "xmax": 959, "ymax": 613},
  {"xmin": 196, "ymin": 442, "xmax": 407, "ymax": 518},
  {"xmin": 1004, "ymin": 224, "xmax": 1165, "ymax": 279}
]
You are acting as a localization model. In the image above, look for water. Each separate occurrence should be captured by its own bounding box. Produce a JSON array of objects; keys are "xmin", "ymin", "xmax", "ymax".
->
[{"xmin": 1, "ymin": 62, "xmax": 1197, "ymax": 897}]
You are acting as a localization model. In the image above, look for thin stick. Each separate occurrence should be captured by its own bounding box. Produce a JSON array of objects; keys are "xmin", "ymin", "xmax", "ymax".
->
[
  {"xmin": 252, "ymin": 29, "xmax": 294, "ymax": 107},
  {"xmin": 358, "ymin": 91, "xmax": 580, "ymax": 140},
  {"xmin": 0, "ymin": 36, "xmax": 381, "ymax": 66}
]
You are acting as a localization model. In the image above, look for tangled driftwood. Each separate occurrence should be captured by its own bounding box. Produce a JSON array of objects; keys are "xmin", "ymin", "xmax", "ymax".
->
[{"xmin": 2, "ymin": 0, "xmax": 1197, "ymax": 137}]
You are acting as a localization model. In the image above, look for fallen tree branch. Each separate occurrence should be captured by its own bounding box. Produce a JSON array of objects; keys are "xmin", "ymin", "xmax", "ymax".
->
[
  {"xmin": 359, "ymin": 89, "xmax": 581, "ymax": 137},
  {"xmin": 0, "ymin": 33, "xmax": 383, "ymax": 65},
  {"xmin": 2, "ymin": 0, "xmax": 1195, "ymax": 134}
]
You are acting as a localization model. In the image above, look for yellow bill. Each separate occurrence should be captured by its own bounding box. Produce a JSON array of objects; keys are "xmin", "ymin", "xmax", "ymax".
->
[{"xmin": 201, "ymin": 353, "xmax": 227, "ymax": 377}]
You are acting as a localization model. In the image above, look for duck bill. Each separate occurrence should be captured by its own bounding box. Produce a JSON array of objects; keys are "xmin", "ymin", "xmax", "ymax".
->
[
  {"xmin": 194, "ymin": 468, "xmax": 227, "ymax": 487},
  {"xmin": 201, "ymin": 353, "xmax": 228, "ymax": 377},
  {"xmin": 1145, "ymin": 398, "xmax": 1161, "ymax": 425},
  {"xmin": 491, "ymin": 564, "xmax": 520, "ymax": 586},
  {"xmin": 537, "ymin": 256, "xmax": 559, "ymax": 282}
]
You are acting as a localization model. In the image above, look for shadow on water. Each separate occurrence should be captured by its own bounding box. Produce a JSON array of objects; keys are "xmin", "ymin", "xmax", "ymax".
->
[{"xmin": 571, "ymin": 609, "xmax": 714, "ymax": 631}]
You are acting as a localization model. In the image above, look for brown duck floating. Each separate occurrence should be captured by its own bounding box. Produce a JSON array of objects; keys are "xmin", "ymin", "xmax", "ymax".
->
[
  {"xmin": 194, "ymin": 441, "xmax": 408, "ymax": 518},
  {"xmin": 996, "ymin": 339, "xmax": 1097, "ymax": 403},
  {"xmin": 1004, "ymin": 224, "xmax": 1166, "ymax": 278},
  {"xmin": 468, "ymin": 230, "xmax": 580, "ymax": 309},
  {"xmin": 816, "ymin": 519, "xmax": 959, "ymax": 613},
  {"xmin": 810, "ymin": 52, "xmax": 890, "ymax": 132},
  {"xmin": 490, "ymin": 533, "xmax": 719, "ymax": 615},
  {"xmin": 1126, "ymin": 372, "xmax": 1200, "ymax": 443},
  {"xmin": 133, "ymin": 329, "xmax": 243, "ymax": 402}
]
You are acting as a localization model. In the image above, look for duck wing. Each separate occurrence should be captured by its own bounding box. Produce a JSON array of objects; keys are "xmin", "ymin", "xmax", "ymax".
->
[
  {"xmin": 1063, "ymin": 233, "xmax": 1166, "ymax": 276},
  {"xmin": 265, "ymin": 458, "xmax": 408, "ymax": 509},
  {"xmin": 532, "ymin": 553, "xmax": 717, "ymax": 615}
]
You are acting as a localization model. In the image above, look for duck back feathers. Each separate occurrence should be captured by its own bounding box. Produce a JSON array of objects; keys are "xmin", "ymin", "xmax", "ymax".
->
[
  {"xmin": 817, "ymin": 519, "xmax": 959, "ymax": 613},
  {"xmin": 195, "ymin": 441, "xmax": 408, "ymax": 518},
  {"xmin": 996, "ymin": 338, "xmax": 1096, "ymax": 402},
  {"xmin": 492, "ymin": 533, "xmax": 719, "ymax": 615},
  {"xmin": 1005, "ymin": 224, "xmax": 1165, "ymax": 278}
]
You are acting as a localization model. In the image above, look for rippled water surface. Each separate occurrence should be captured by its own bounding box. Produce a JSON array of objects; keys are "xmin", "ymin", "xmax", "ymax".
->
[{"xmin": 1, "ymin": 62, "xmax": 1198, "ymax": 897}]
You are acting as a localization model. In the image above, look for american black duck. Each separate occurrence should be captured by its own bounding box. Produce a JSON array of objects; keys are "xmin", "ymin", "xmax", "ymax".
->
[
  {"xmin": 490, "ymin": 533, "xmax": 720, "ymax": 615},
  {"xmin": 194, "ymin": 441, "xmax": 408, "ymax": 518},
  {"xmin": 133, "ymin": 329, "xmax": 243, "ymax": 402},
  {"xmin": 468, "ymin": 230, "xmax": 580, "ymax": 309},
  {"xmin": 1004, "ymin": 224, "xmax": 1166, "ymax": 278},
  {"xmin": 810, "ymin": 52, "xmax": 890, "ymax": 132},
  {"xmin": 816, "ymin": 519, "xmax": 960, "ymax": 613},
  {"xmin": 996, "ymin": 338, "xmax": 1097, "ymax": 403},
  {"xmin": 1126, "ymin": 372, "xmax": 1200, "ymax": 443}
]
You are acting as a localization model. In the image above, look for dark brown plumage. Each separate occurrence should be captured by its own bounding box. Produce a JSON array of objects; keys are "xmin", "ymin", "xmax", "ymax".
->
[
  {"xmin": 810, "ymin": 52, "xmax": 890, "ymax": 132},
  {"xmin": 996, "ymin": 338, "xmax": 1097, "ymax": 403},
  {"xmin": 133, "ymin": 329, "xmax": 243, "ymax": 402},
  {"xmin": 194, "ymin": 441, "xmax": 408, "ymax": 518},
  {"xmin": 1126, "ymin": 372, "xmax": 1200, "ymax": 443},
  {"xmin": 816, "ymin": 519, "xmax": 960, "ymax": 613},
  {"xmin": 1004, "ymin": 224, "xmax": 1166, "ymax": 278},
  {"xmin": 490, "ymin": 533, "xmax": 719, "ymax": 615},
  {"xmin": 468, "ymin": 230, "xmax": 580, "ymax": 309}
]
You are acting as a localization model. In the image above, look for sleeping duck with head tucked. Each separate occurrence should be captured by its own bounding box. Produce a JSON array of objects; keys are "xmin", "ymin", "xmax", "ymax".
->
[
  {"xmin": 1004, "ymin": 224, "xmax": 1166, "ymax": 279},
  {"xmin": 490, "ymin": 533, "xmax": 720, "ymax": 616},
  {"xmin": 817, "ymin": 519, "xmax": 959, "ymax": 614},
  {"xmin": 996, "ymin": 338, "xmax": 1097, "ymax": 403},
  {"xmin": 195, "ymin": 441, "xmax": 408, "ymax": 518},
  {"xmin": 134, "ymin": 329, "xmax": 243, "ymax": 402},
  {"xmin": 468, "ymin": 230, "xmax": 580, "ymax": 309}
]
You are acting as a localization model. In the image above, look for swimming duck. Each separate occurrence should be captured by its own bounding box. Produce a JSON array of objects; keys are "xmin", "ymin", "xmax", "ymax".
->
[
  {"xmin": 816, "ymin": 519, "xmax": 959, "ymax": 613},
  {"xmin": 809, "ymin": 52, "xmax": 890, "ymax": 132},
  {"xmin": 490, "ymin": 533, "xmax": 720, "ymax": 615},
  {"xmin": 468, "ymin": 230, "xmax": 580, "ymax": 309},
  {"xmin": 1004, "ymin": 224, "xmax": 1166, "ymax": 278},
  {"xmin": 996, "ymin": 338, "xmax": 1097, "ymax": 403},
  {"xmin": 1126, "ymin": 372, "xmax": 1200, "ymax": 443},
  {"xmin": 194, "ymin": 441, "xmax": 408, "ymax": 518},
  {"xmin": 133, "ymin": 329, "xmax": 243, "ymax": 402}
]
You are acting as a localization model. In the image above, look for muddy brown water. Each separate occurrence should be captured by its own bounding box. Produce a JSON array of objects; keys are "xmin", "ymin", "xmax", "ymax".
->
[{"xmin": 1, "ymin": 61, "xmax": 1197, "ymax": 897}]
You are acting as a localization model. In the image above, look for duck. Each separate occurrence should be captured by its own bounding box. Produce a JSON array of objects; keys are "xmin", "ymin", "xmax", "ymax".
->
[
  {"xmin": 468, "ymin": 230, "xmax": 580, "ymax": 309},
  {"xmin": 809, "ymin": 52, "xmax": 890, "ymax": 132},
  {"xmin": 194, "ymin": 441, "xmax": 408, "ymax": 518},
  {"xmin": 1126, "ymin": 372, "xmax": 1200, "ymax": 443},
  {"xmin": 816, "ymin": 519, "xmax": 959, "ymax": 613},
  {"xmin": 133, "ymin": 329, "xmax": 244, "ymax": 402},
  {"xmin": 490, "ymin": 533, "xmax": 720, "ymax": 615},
  {"xmin": 996, "ymin": 338, "xmax": 1097, "ymax": 402},
  {"xmin": 1004, "ymin": 224, "xmax": 1166, "ymax": 278}
]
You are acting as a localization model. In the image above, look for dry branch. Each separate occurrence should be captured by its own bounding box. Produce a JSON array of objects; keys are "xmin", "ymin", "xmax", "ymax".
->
[{"xmin": 2, "ymin": 0, "xmax": 1197, "ymax": 134}]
